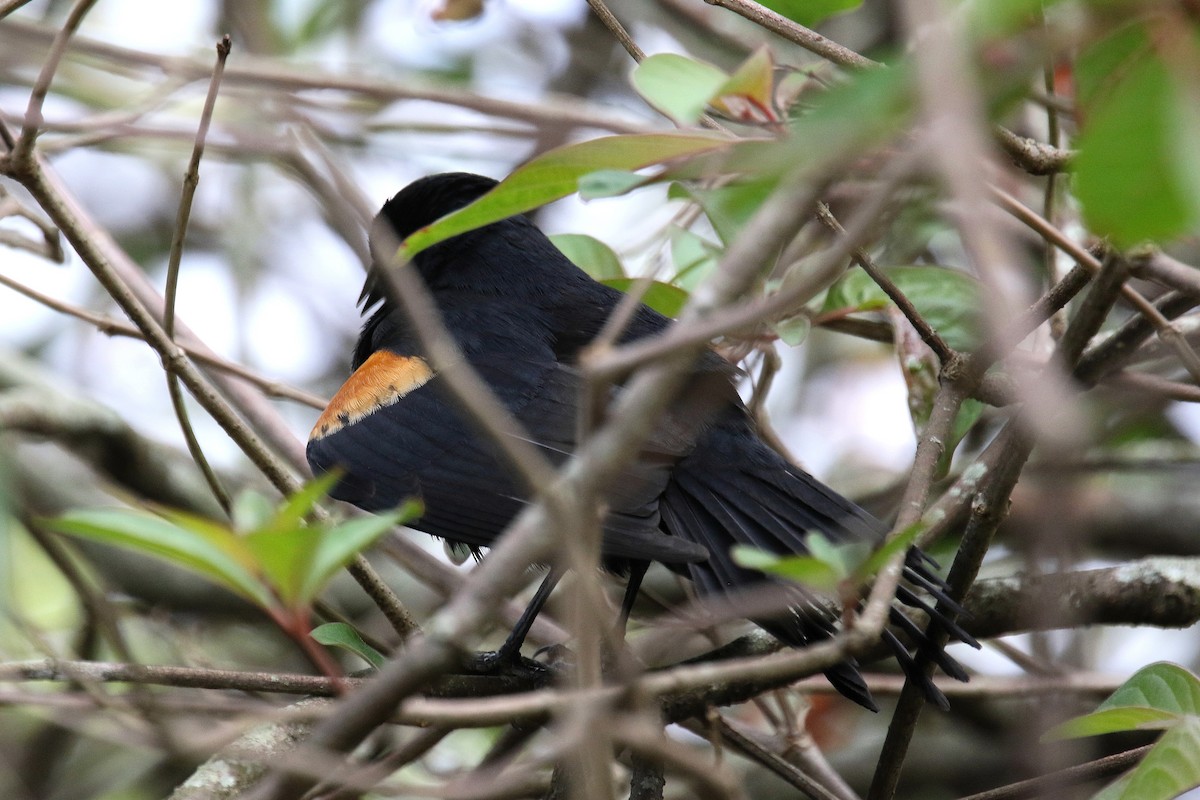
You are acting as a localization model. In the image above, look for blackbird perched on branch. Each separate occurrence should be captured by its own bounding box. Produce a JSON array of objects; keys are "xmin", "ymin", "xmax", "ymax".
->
[{"xmin": 307, "ymin": 172, "xmax": 977, "ymax": 711}]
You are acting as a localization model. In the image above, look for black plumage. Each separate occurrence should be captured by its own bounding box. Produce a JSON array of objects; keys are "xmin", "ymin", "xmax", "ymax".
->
[{"xmin": 307, "ymin": 172, "xmax": 976, "ymax": 710}]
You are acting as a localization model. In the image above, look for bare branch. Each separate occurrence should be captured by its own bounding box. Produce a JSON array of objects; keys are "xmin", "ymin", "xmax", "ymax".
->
[
  {"xmin": 162, "ymin": 35, "xmax": 234, "ymax": 516},
  {"xmin": 0, "ymin": 17, "xmax": 654, "ymax": 137},
  {"xmin": 10, "ymin": 0, "xmax": 100, "ymax": 164}
]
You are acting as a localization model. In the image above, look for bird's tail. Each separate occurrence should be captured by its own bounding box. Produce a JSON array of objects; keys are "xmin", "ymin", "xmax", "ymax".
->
[{"xmin": 659, "ymin": 430, "xmax": 978, "ymax": 711}]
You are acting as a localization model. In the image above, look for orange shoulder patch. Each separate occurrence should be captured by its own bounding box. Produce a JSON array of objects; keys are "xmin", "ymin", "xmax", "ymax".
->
[{"xmin": 309, "ymin": 350, "xmax": 434, "ymax": 441}]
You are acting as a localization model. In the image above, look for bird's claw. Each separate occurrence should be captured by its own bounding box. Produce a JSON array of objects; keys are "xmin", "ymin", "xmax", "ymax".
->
[
  {"xmin": 461, "ymin": 648, "xmax": 552, "ymax": 681},
  {"xmin": 462, "ymin": 648, "xmax": 510, "ymax": 674}
]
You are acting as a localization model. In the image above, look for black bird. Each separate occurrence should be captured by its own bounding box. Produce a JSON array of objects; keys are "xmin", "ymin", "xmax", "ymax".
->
[{"xmin": 307, "ymin": 172, "xmax": 976, "ymax": 711}]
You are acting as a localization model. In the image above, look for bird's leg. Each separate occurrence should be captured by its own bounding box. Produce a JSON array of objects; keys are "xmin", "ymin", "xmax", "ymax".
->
[
  {"xmin": 591, "ymin": 560, "xmax": 650, "ymax": 676},
  {"xmin": 465, "ymin": 568, "xmax": 562, "ymax": 674},
  {"xmin": 615, "ymin": 560, "xmax": 649, "ymax": 636}
]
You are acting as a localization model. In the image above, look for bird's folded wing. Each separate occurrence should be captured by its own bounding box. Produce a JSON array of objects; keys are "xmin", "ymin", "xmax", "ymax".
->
[{"xmin": 307, "ymin": 350, "xmax": 708, "ymax": 565}]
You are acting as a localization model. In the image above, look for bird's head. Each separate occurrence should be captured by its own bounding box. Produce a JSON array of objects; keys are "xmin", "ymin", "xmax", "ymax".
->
[
  {"xmin": 374, "ymin": 171, "xmax": 499, "ymax": 244},
  {"xmin": 361, "ymin": 172, "xmax": 501, "ymax": 311}
]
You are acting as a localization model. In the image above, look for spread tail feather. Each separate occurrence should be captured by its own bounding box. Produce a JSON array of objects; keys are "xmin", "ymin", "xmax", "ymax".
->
[{"xmin": 660, "ymin": 430, "xmax": 975, "ymax": 710}]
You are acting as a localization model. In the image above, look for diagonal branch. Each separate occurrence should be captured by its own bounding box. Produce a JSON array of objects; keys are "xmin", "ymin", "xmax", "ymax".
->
[{"xmin": 162, "ymin": 35, "xmax": 233, "ymax": 516}]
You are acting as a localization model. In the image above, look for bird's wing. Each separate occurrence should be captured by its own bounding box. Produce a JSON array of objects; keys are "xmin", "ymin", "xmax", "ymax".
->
[{"xmin": 306, "ymin": 347, "xmax": 708, "ymax": 565}]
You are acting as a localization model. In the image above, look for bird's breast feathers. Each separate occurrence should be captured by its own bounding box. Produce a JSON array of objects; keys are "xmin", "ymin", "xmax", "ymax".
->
[{"xmin": 310, "ymin": 349, "xmax": 433, "ymax": 441}]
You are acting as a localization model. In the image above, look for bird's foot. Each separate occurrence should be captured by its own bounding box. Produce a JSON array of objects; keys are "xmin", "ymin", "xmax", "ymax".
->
[
  {"xmin": 461, "ymin": 648, "xmax": 552, "ymax": 682},
  {"xmin": 462, "ymin": 648, "xmax": 513, "ymax": 674},
  {"xmin": 532, "ymin": 642, "xmax": 574, "ymax": 669}
]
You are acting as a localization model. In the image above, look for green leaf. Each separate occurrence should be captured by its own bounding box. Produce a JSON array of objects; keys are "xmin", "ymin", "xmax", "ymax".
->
[
  {"xmin": 1073, "ymin": 24, "xmax": 1200, "ymax": 247},
  {"xmin": 758, "ymin": 0, "xmax": 862, "ymax": 27},
  {"xmin": 780, "ymin": 57, "xmax": 912, "ymax": 171},
  {"xmin": 730, "ymin": 545, "xmax": 784, "ymax": 573},
  {"xmin": 823, "ymin": 266, "xmax": 983, "ymax": 351},
  {"xmin": 804, "ymin": 531, "xmax": 869, "ymax": 577},
  {"xmin": 550, "ymin": 233, "xmax": 625, "ymax": 279},
  {"xmin": 619, "ymin": 64, "xmax": 911, "ymax": 197},
  {"xmin": 242, "ymin": 528, "xmax": 319, "ymax": 608},
  {"xmin": 400, "ymin": 134, "xmax": 731, "ymax": 258},
  {"xmin": 46, "ymin": 509, "xmax": 272, "ymax": 608},
  {"xmin": 772, "ymin": 314, "xmax": 811, "ymax": 346},
  {"xmin": 669, "ymin": 227, "xmax": 721, "ymax": 291},
  {"xmin": 962, "ymin": 0, "xmax": 1067, "ymax": 38},
  {"xmin": 265, "ymin": 472, "xmax": 342, "ymax": 535},
  {"xmin": 731, "ymin": 545, "xmax": 843, "ymax": 592},
  {"xmin": 731, "ymin": 531, "xmax": 876, "ymax": 592},
  {"xmin": 311, "ymin": 622, "xmax": 386, "ymax": 669},
  {"xmin": 298, "ymin": 503, "xmax": 419, "ymax": 603},
  {"xmin": 231, "ymin": 491, "xmax": 274, "ymax": 534},
  {"xmin": 1093, "ymin": 767, "xmax": 1138, "ymax": 800},
  {"xmin": 49, "ymin": 490, "xmax": 419, "ymax": 634},
  {"xmin": 294, "ymin": 0, "xmax": 352, "ymax": 47},
  {"xmin": 1049, "ymin": 707, "xmax": 1181, "ymax": 740},
  {"xmin": 1092, "ymin": 718, "xmax": 1200, "ymax": 800},
  {"xmin": 631, "ymin": 53, "xmax": 729, "ymax": 125},
  {"xmin": 1098, "ymin": 663, "xmax": 1200, "ymax": 716},
  {"xmin": 1073, "ymin": 22, "xmax": 1147, "ymax": 111},
  {"xmin": 578, "ymin": 170, "xmax": 652, "ymax": 200},
  {"xmin": 246, "ymin": 501, "xmax": 416, "ymax": 608},
  {"xmin": 1047, "ymin": 663, "xmax": 1200, "ymax": 739},
  {"xmin": 859, "ymin": 521, "xmax": 926, "ymax": 580},
  {"xmin": 712, "ymin": 47, "xmax": 778, "ymax": 123},
  {"xmin": 1066, "ymin": 664, "xmax": 1200, "ymax": 799},
  {"xmin": 943, "ymin": 398, "xmax": 984, "ymax": 473},
  {"xmin": 669, "ymin": 179, "xmax": 778, "ymax": 246},
  {"xmin": 600, "ymin": 278, "xmax": 690, "ymax": 318}
]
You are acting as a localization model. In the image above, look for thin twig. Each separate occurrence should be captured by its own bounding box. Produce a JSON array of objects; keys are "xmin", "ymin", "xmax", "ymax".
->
[
  {"xmin": 957, "ymin": 745, "xmax": 1152, "ymax": 800},
  {"xmin": 0, "ymin": 658, "xmax": 347, "ymax": 696},
  {"xmin": 815, "ymin": 201, "xmax": 955, "ymax": 364},
  {"xmin": 1129, "ymin": 249, "xmax": 1200, "ymax": 297},
  {"xmin": 702, "ymin": 0, "xmax": 872, "ymax": 69},
  {"xmin": 1040, "ymin": 42, "xmax": 1067, "ymax": 339},
  {"xmin": 0, "ymin": 17, "xmax": 654, "ymax": 136},
  {"xmin": 874, "ymin": 9, "xmax": 1039, "ymax": 792},
  {"xmin": 587, "ymin": 0, "xmax": 646, "ymax": 61},
  {"xmin": 6, "ymin": 164, "xmax": 297, "ymax": 493},
  {"xmin": 373, "ymin": 201, "xmax": 620, "ymax": 799},
  {"xmin": 0, "ymin": 267, "xmax": 324, "ymax": 406},
  {"xmin": 322, "ymin": 727, "xmax": 455, "ymax": 800},
  {"xmin": 23, "ymin": 516, "xmax": 193, "ymax": 758},
  {"xmin": 587, "ymin": 0, "xmax": 727, "ymax": 133},
  {"xmin": 347, "ymin": 555, "xmax": 422, "ymax": 641},
  {"xmin": 1106, "ymin": 370, "xmax": 1200, "ymax": 402},
  {"xmin": 873, "ymin": 236, "xmax": 1132, "ymax": 800},
  {"xmin": 870, "ymin": 422, "xmax": 1035, "ymax": 800},
  {"xmin": 1055, "ymin": 253, "xmax": 1129, "ymax": 368},
  {"xmin": 705, "ymin": 716, "xmax": 848, "ymax": 800},
  {"xmin": 1076, "ymin": 292, "xmax": 1200, "ymax": 384},
  {"xmin": 0, "ymin": 657, "xmax": 1136, "ymax": 723},
  {"xmin": 0, "ymin": 0, "xmax": 38, "ymax": 20},
  {"xmin": 162, "ymin": 35, "xmax": 233, "ymax": 517},
  {"xmin": 11, "ymin": 0, "xmax": 100, "ymax": 165},
  {"xmin": 9, "ymin": 121, "xmax": 313, "ymax": 471},
  {"xmin": 991, "ymin": 185, "xmax": 1200, "ymax": 383},
  {"xmin": 617, "ymin": 717, "xmax": 747, "ymax": 800}
]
